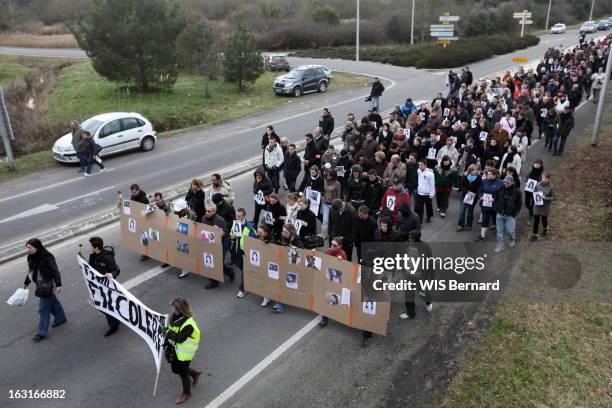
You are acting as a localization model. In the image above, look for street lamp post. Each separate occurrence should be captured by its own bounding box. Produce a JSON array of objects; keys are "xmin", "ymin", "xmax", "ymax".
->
[
  {"xmin": 356, "ymin": 0, "xmax": 360, "ymax": 62},
  {"xmin": 591, "ymin": 45, "xmax": 612, "ymax": 146},
  {"xmin": 545, "ymin": 0, "xmax": 552, "ymax": 31},
  {"xmin": 589, "ymin": 0, "xmax": 595, "ymax": 21},
  {"xmin": 410, "ymin": 0, "xmax": 415, "ymax": 46}
]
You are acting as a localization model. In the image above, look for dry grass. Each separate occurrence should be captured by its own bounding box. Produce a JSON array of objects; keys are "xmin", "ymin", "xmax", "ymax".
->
[{"xmin": 0, "ymin": 33, "xmax": 78, "ymax": 49}]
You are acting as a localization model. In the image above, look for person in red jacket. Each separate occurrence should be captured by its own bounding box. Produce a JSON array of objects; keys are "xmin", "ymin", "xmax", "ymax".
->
[{"xmin": 379, "ymin": 176, "xmax": 411, "ymax": 223}]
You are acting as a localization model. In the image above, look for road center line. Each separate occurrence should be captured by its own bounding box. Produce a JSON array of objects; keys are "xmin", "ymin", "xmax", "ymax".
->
[
  {"xmin": 203, "ymin": 316, "xmax": 321, "ymax": 408},
  {"xmin": 52, "ymin": 186, "xmax": 115, "ymax": 207}
]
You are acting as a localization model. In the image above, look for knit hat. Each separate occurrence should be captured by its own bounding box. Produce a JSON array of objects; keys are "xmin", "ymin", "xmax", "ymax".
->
[
  {"xmin": 351, "ymin": 164, "xmax": 363, "ymax": 173},
  {"xmin": 503, "ymin": 175, "xmax": 514, "ymax": 184}
]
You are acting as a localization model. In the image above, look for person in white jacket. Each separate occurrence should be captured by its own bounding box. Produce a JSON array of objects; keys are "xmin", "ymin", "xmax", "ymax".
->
[
  {"xmin": 415, "ymin": 159, "xmax": 435, "ymax": 223},
  {"xmin": 511, "ymin": 129, "xmax": 529, "ymax": 163},
  {"xmin": 264, "ymin": 137, "xmax": 284, "ymax": 194},
  {"xmin": 500, "ymin": 111, "xmax": 517, "ymax": 136},
  {"xmin": 436, "ymin": 137, "xmax": 459, "ymax": 167},
  {"xmin": 499, "ymin": 145, "xmax": 522, "ymax": 175}
]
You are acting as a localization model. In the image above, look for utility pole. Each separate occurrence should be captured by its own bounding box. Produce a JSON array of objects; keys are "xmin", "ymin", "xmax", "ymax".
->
[
  {"xmin": 591, "ymin": 46, "xmax": 612, "ymax": 146},
  {"xmin": 0, "ymin": 85, "xmax": 16, "ymax": 171},
  {"xmin": 356, "ymin": 0, "xmax": 360, "ymax": 62},
  {"xmin": 589, "ymin": 0, "xmax": 595, "ymax": 21},
  {"xmin": 410, "ymin": 0, "xmax": 415, "ymax": 46},
  {"xmin": 545, "ymin": 0, "xmax": 552, "ymax": 31},
  {"xmin": 521, "ymin": 13, "xmax": 526, "ymax": 38}
]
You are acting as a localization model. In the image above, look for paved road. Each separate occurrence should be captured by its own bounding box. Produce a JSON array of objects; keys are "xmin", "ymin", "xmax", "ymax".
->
[
  {"xmin": 0, "ymin": 91, "xmax": 604, "ymax": 408},
  {"xmin": 0, "ymin": 30, "xmax": 606, "ymax": 407},
  {"xmin": 0, "ymin": 28, "xmax": 596, "ymax": 255}
]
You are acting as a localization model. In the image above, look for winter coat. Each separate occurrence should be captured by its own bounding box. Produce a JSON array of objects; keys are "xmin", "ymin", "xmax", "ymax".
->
[
  {"xmin": 434, "ymin": 165, "xmax": 459, "ymax": 192},
  {"xmin": 303, "ymin": 143, "xmax": 321, "ymax": 170},
  {"xmin": 185, "ymin": 188, "xmax": 205, "ymax": 222},
  {"xmin": 329, "ymin": 203, "xmax": 357, "ymax": 242},
  {"xmin": 494, "ymin": 185, "xmax": 522, "ymax": 217},
  {"xmin": 365, "ymin": 177, "xmax": 385, "ymax": 212},
  {"xmin": 319, "ymin": 114, "xmax": 335, "ymax": 136},
  {"xmin": 370, "ymin": 81, "xmax": 385, "ymax": 97},
  {"xmin": 88, "ymin": 247, "xmax": 120, "ymax": 277},
  {"xmin": 131, "ymin": 190, "xmax": 149, "ymax": 205},
  {"xmin": 253, "ymin": 166, "xmax": 274, "ymax": 196},
  {"xmin": 392, "ymin": 202, "xmax": 421, "ymax": 240},
  {"xmin": 323, "ymin": 180, "xmax": 342, "ymax": 204},
  {"xmin": 559, "ymin": 112, "xmax": 575, "ymax": 137},
  {"xmin": 299, "ymin": 174, "xmax": 324, "ymax": 195},
  {"xmin": 24, "ymin": 249, "xmax": 62, "ymax": 289},
  {"xmin": 380, "ymin": 187, "xmax": 411, "ymax": 224},
  {"xmin": 296, "ymin": 208, "xmax": 317, "ymax": 240},
  {"xmin": 264, "ymin": 144, "xmax": 284, "ymax": 169},
  {"xmin": 283, "ymin": 152, "xmax": 302, "ymax": 181},
  {"xmin": 532, "ymin": 181, "xmax": 555, "ymax": 217},
  {"xmin": 405, "ymin": 161, "xmax": 418, "ymax": 190}
]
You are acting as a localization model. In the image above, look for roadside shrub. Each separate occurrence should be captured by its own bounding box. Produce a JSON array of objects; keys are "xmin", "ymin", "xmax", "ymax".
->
[{"xmin": 311, "ymin": 5, "xmax": 340, "ymax": 26}]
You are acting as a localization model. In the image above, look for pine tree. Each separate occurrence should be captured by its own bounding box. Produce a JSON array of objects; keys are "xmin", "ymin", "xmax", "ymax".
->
[
  {"xmin": 223, "ymin": 24, "xmax": 264, "ymax": 91},
  {"xmin": 70, "ymin": 0, "xmax": 185, "ymax": 92}
]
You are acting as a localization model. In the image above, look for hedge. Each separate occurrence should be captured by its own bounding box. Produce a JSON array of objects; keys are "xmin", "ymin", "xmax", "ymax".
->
[{"xmin": 292, "ymin": 35, "xmax": 540, "ymax": 69}]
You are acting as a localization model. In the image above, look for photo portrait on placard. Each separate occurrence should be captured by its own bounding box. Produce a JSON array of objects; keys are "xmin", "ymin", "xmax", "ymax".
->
[
  {"xmin": 288, "ymin": 248, "xmax": 301, "ymax": 265},
  {"xmin": 250, "ymin": 249, "xmax": 261, "ymax": 266},
  {"xmin": 325, "ymin": 291, "xmax": 340, "ymax": 306},
  {"xmin": 122, "ymin": 200, "xmax": 131, "ymax": 215},
  {"xmin": 203, "ymin": 253, "xmax": 214, "ymax": 268},
  {"xmin": 363, "ymin": 298, "xmax": 377, "ymax": 315},
  {"xmin": 128, "ymin": 218, "xmax": 137, "ymax": 233},
  {"xmin": 140, "ymin": 230, "xmax": 149, "ymax": 246},
  {"xmin": 200, "ymin": 230, "xmax": 215, "ymax": 244},
  {"xmin": 148, "ymin": 228, "xmax": 160, "ymax": 241},
  {"xmin": 267, "ymin": 262, "xmax": 279, "ymax": 280},
  {"xmin": 176, "ymin": 240, "xmax": 189, "ymax": 254},
  {"xmin": 176, "ymin": 221, "xmax": 189, "ymax": 235},
  {"xmin": 305, "ymin": 254, "xmax": 322, "ymax": 270},
  {"xmin": 286, "ymin": 272, "xmax": 298, "ymax": 289},
  {"xmin": 326, "ymin": 267, "xmax": 343, "ymax": 283}
]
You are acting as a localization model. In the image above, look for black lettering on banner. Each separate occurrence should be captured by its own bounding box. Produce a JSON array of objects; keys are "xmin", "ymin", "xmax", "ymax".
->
[
  {"xmin": 106, "ymin": 288, "xmax": 115, "ymax": 312},
  {"xmin": 128, "ymin": 301, "xmax": 139, "ymax": 326},
  {"xmin": 99, "ymin": 286, "xmax": 109, "ymax": 309},
  {"xmin": 87, "ymin": 280, "xmax": 101, "ymax": 306},
  {"xmin": 137, "ymin": 305, "xmax": 147, "ymax": 334},
  {"xmin": 115, "ymin": 296, "xmax": 129, "ymax": 321},
  {"xmin": 144, "ymin": 309, "xmax": 153, "ymax": 340}
]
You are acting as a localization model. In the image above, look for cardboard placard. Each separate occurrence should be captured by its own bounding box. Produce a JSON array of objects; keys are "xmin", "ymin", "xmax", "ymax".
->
[
  {"xmin": 243, "ymin": 237, "xmax": 390, "ymax": 335},
  {"xmin": 120, "ymin": 201, "xmax": 224, "ymax": 281}
]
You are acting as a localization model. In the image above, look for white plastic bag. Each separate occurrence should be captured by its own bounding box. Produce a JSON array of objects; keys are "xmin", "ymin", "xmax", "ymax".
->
[{"xmin": 6, "ymin": 288, "xmax": 29, "ymax": 306}]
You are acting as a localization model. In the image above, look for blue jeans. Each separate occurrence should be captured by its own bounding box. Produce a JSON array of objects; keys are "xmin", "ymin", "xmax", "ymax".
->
[
  {"xmin": 369, "ymin": 96, "xmax": 380, "ymax": 111},
  {"xmin": 496, "ymin": 215, "xmax": 516, "ymax": 249},
  {"xmin": 37, "ymin": 294, "xmax": 67, "ymax": 337},
  {"xmin": 273, "ymin": 302, "xmax": 285, "ymax": 312},
  {"xmin": 322, "ymin": 203, "xmax": 332, "ymax": 230},
  {"xmin": 457, "ymin": 201, "xmax": 475, "ymax": 229},
  {"xmin": 77, "ymin": 152, "xmax": 89, "ymax": 172}
]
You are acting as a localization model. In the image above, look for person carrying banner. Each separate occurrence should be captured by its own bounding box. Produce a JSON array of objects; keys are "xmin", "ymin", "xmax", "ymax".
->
[
  {"xmin": 23, "ymin": 238, "xmax": 67, "ymax": 342},
  {"xmin": 164, "ymin": 297, "xmax": 202, "ymax": 405},
  {"xmin": 233, "ymin": 208, "xmax": 257, "ymax": 299},
  {"xmin": 273, "ymin": 225, "xmax": 304, "ymax": 313},
  {"xmin": 88, "ymin": 236, "xmax": 121, "ymax": 337}
]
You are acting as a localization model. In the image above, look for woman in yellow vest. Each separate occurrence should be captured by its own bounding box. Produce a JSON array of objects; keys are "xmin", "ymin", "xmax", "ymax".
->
[{"xmin": 165, "ymin": 297, "xmax": 202, "ymax": 404}]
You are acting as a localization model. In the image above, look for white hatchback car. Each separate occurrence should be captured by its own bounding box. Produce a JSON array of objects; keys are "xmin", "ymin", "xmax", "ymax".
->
[
  {"xmin": 52, "ymin": 112, "xmax": 157, "ymax": 163},
  {"xmin": 550, "ymin": 23, "xmax": 566, "ymax": 34}
]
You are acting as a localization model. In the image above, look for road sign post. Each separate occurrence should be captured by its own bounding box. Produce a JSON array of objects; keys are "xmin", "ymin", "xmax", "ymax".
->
[
  {"xmin": 0, "ymin": 85, "xmax": 16, "ymax": 171},
  {"xmin": 513, "ymin": 10, "xmax": 532, "ymax": 38},
  {"xmin": 431, "ymin": 12, "xmax": 460, "ymax": 47}
]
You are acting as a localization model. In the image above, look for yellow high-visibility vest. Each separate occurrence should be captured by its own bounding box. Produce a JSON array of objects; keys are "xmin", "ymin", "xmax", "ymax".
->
[{"xmin": 168, "ymin": 316, "xmax": 200, "ymax": 361}]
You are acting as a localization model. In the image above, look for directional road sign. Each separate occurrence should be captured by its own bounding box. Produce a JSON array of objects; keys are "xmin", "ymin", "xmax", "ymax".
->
[{"xmin": 439, "ymin": 16, "xmax": 460, "ymax": 22}]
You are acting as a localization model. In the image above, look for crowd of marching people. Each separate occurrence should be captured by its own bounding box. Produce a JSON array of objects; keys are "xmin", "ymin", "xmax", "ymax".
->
[{"xmin": 19, "ymin": 33, "xmax": 609, "ymax": 401}]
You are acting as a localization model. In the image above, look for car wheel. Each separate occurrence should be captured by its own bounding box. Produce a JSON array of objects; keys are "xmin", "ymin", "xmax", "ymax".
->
[
  {"xmin": 140, "ymin": 136, "xmax": 155, "ymax": 152},
  {"xmin": 317, "ymin": 81, "xmax": 327, "ymax": 93},
  {"xmin": 293, "ymin": 86, "xmax": 302, "ymax": 97}
]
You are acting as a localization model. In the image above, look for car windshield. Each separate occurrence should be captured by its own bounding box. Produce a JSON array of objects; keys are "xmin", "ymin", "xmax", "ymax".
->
[
  {"xmin": 553, "ymin": 24, "xmax": 563, "ymax": 27},
  {"xmin": 599, "ymin": 20, "xmax": 607, "ymax": 24},
  {"xmin": 81, "ymin": 118, "xmax": 104, "ymax": 135},
  {"xmin": 272, "ymin": 56, "xmax": 286, "ymax": 62},
  {"xmin": 286, "ymin": 69, "xmax": 305, "ymax": 79}
]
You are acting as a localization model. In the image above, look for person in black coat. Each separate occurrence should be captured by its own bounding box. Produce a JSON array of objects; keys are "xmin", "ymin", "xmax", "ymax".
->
[
  {"xmin": 185, "ymin": 179, "xmax": 205, "ymax": 222},
  {"xmin": 283, "ymin": 143, "xmax": 301, "ymax": 192},
  {"xmin": 296, "ymin": 197, "xmax": 317, "ymax": 240},
  {"xmin": 23, "ymin": 238, "xmax": 66, "ymax": 342},
  {"xmin": 355, "ymin": 206, "xmax": 378, "ymax": 261},
  {"xmin": 319, "ymin": 108, "xmax": 335, "ymax": 137},
  {"xmin": 298, "ymin": 165, "xmax": 324, "ymax": 195},
  {"xmin": 253, "ymin": 166, "xmax": 274, "ymax": 226},
  {"xmin": 211, "ymin": 193, "xmax": 236, "ymax": 233},
  {"xmin": 88, "ymin": 236, "xmax": 121, "ymax": 337},
  {"xmin": 364, "ymin": 170, "xmax": 385, "ymax": 214},
  {"xmin": 264, "ymin": 193, "xmax": 287, "ymax": 240},
  {"xmin": 392, "ymin": 201, "xmax": 421, "ymax": 241},
  {"xmin": 329, "ymin": 199, "xmax": 357, "ymax": 260},
  {"xmin": 201, "ymin": 202, "xmax": 235, "ymax": 288},
  {"xmin": 302, "ymin": 133, "xmax": 321, "ymax": 172},
  {"xmin": 494, "ymin": 176, "xmax": 522, "ymax": 252},
  {"xmin": 130, "ymin": 183, "xmax": 149, "ymax": 205}
]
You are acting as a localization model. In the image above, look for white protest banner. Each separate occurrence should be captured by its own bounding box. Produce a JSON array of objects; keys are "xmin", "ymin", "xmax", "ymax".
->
[
  {"xmin": 524, "ymin": 178, "xmax": 537, "ymax": 193},
  {"xmin": 77, "ymin": 256, "xmax": 168, "ymax": 374}
]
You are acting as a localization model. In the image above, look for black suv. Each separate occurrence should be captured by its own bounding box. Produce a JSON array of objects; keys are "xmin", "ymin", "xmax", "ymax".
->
[{"xmin": 273, "ymin": 66, "xmax": 329, "ymax": 97}]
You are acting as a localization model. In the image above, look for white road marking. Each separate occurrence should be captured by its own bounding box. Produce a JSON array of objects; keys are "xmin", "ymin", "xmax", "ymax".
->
[
  {"xmin": 203, "ymin": 316, "xmax": 321, "ymax": 408},
  {"xmin": 0, "ymin": 168, "xmax": 115, "ymax": 203},
  {"xmin": 122, "ymin": 264, "xmax": 170, "ymax": 290},
  {"xmin": 0, "ymin": 186, "xmax": 114, "ymax": 227},
  {"xmin": 0, "ymin": 203, "xmax": 58, "ymax": 225}
]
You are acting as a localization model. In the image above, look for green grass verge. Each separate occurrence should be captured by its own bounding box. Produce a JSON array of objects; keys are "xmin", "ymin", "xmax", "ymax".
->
[
  {"xmin": 43, "ymin": 63, "xmax": 370, "ymax": 133},
  {"xmin": 1, "ymin": 64, "xmax": 368, "ymax": 181},
  {"xmin": 0, "ymin": 63, "xmax": 31, "ymax": 87},
  {"xmin": 292, "ymin": 35, "xmax": 540, "ymax": 69},
  {"xmin": 439, "ymin": 118, "xmax": 612, "ymax": 408},
  {"xmin": 0, "ymin": 151, "xmax": 55, "ymax": 182}
]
